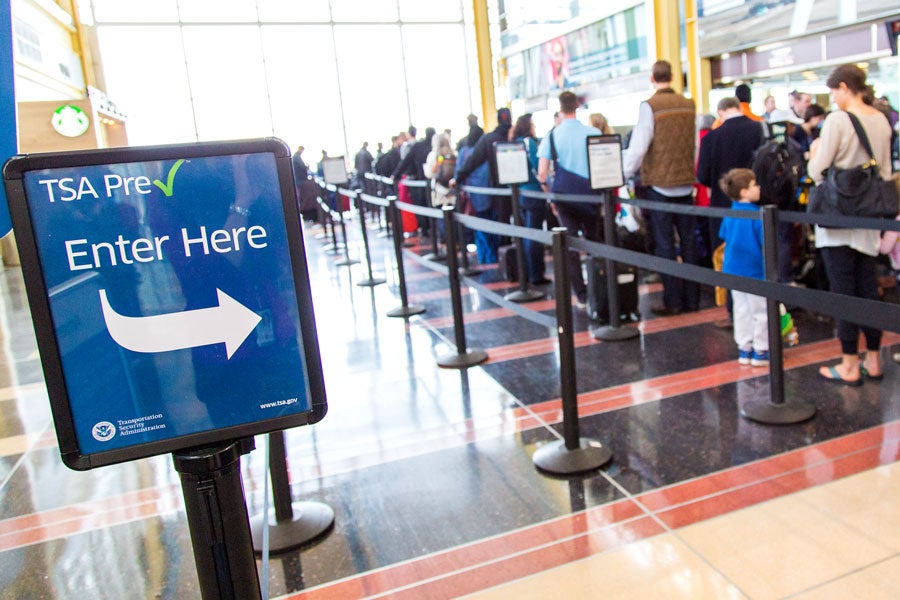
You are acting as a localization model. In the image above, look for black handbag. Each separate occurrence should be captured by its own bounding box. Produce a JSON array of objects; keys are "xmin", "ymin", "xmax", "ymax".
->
[{"xmin": 808, "ymin": 112, "xmax": 898, "ymax": 223}]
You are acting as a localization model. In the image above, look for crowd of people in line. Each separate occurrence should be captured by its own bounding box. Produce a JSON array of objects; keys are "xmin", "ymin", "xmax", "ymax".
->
[{"xmin": 293, "ymin": 61, "xmax": 900, "ymax": 385}]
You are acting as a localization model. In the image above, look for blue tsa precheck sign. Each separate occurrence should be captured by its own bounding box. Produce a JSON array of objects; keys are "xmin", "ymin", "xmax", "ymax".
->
[{"xmin": 3, "ymin": 139, "xmax": 327, "ymax": 470}]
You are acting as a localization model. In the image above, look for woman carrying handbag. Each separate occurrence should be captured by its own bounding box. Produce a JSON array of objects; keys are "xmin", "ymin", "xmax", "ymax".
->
[{"xmin": 807, "ymin": 63, "xmax": 894, "ymax": 386}]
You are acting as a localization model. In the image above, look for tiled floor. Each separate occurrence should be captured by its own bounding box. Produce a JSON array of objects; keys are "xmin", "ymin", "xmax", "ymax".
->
[{"xmin": 0, "ymin": 209, "xmax": 899, "ymax": 599}]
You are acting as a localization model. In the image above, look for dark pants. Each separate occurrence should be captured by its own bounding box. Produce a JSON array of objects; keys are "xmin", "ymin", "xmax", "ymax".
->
[
  {"xmin": 648, "ymin": 188, "xmax": 700, "ymax": 311},
  {"xmin": 555, "ymin": 202, "xmax": 600, "ymax": 300},
  {"xmin": 521, "ymin": 200, "xmax": 548, "ymax": 283},
  {"xmin": 820, "ymin": 245, "xmax": 882, "ymax": 355}
]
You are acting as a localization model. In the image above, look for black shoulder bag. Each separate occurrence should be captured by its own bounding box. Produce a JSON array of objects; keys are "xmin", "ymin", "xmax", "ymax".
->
[{"xmin": 808, "ymin": 112, "xmax": 898, "ymax": 223}]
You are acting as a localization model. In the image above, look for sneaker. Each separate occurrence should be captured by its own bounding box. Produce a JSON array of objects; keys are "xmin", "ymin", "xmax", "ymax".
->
[
  {"xmin": 750, "ymin": 350, "xmax": 770, "ymax": 367},
  {"xmin": 738, "ymin": 349, "xmax": 752, "ymax": 365}
]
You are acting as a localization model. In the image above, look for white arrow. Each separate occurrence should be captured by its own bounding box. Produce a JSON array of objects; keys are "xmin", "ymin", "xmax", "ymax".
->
[{"xmin": 99, "ymin": 288, "xmax": 261, "ymax": 359}]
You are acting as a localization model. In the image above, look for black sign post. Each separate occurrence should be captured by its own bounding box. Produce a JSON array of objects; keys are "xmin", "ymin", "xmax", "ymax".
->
[{"xmin": 586, "ymin": 134, "xmax": 638, "ymax": 341}]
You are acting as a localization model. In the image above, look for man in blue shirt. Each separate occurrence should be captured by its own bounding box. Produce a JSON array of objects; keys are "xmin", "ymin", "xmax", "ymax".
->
[{"xmin": 537, "ymin": 91, "xmax": 601, "ymax": 306}]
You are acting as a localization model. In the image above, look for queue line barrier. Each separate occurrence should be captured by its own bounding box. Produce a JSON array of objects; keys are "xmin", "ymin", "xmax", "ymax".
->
[{"xmin": 315, "ymin": 175, "xmax": 898, "ymax": 470}]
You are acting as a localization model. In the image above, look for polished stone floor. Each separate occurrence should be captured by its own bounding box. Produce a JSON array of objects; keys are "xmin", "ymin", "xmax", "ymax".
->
[{"xmin": 1, "ymin": 210, "xmax": 899, "ymax": 599}]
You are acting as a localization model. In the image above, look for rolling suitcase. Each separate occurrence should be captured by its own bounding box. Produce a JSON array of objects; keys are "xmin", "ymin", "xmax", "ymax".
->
[
  {"xmin": 586, "ymin": 256, "xmax": 640, "ymax": 324},
  {"xmin": 498, "ymin": 243, "xmax": 517, "ymax": 282}
]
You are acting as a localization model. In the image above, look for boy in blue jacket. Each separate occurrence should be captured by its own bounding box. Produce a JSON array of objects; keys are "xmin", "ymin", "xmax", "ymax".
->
[{"xmin": 718, "ymin": 168, "xmax": 769, "ymax": 367}]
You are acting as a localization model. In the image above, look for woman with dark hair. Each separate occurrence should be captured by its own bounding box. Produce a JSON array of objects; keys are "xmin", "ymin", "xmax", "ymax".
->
[
  {"xmin": 510, "ymin": 113, "xmax": 550, "ymax": 284},
  {"xmin": 807, "ymin": 63, "xmax": 893, "ymax": 385}
]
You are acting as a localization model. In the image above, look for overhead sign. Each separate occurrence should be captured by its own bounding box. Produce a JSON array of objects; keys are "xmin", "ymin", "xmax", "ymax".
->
[
  {"xmin": 494, "ymin": 141, "xmax": 530, "ymax": 186},
  {"xmin": 586, "ymin": 134, "xmax": 625, "ymax": 191},
  {"xmin": 3, "ymin": 139, "xmax": 327, "ymax": 469}
]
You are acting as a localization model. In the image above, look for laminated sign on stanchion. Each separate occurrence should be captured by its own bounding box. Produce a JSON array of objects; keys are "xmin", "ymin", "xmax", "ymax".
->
[
  {"xmin": 3, "ymin": 138, "xmax": 329, "ymax": 599},
  {"xmin": 586, "ymin": 134, "xmax": 638, "ymax": 342}
]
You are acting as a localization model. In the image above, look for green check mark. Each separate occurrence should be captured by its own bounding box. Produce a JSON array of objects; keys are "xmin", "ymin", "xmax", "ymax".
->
[{"xmin": 152, "ymin": 159, "xmax": 185, "ymax": 197}]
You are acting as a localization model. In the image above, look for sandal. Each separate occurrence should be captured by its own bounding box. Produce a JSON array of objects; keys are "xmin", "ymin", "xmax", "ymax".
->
[
  {"xmin": 818, "ymin": 365, "xmax": 863, "ymax": 387},
  {"xmin": 859, "ymin": 352, "xmax": 884, "ymax": 381},
  {"xmin": 860, "ymin": 366, "xmax": 884, "ymax": 381}
]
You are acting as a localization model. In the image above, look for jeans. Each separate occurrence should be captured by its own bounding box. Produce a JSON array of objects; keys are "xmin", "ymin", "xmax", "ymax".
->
[{"xmin": 647, "ymin": 188, "xmax": 700, "ymax": 310}]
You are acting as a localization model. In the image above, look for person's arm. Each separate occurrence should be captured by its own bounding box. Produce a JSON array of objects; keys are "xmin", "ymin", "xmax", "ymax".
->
[
  {"xmin": 455, "ymin": 136, "xmax": 487, "ymax": 184},
  {"xmin": 535, "ymin": 134, "xmax": 552, "ymax": 189},
  {"xmin": 537, "ymin": 157, "xmax": 552, "ymax": 190},
  {"xmin": 622, "ymin": 102, "xmax": 654, "ymax": 179}
]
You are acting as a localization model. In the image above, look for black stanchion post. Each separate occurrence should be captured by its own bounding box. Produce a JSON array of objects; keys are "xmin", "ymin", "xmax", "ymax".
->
[
  {"xmin": 173, "ymin": 440, "xmax": 262, "ymax": 600},
  {"xmin": 456, "ymin": 191, "xmax": 481, "ymax": 276},
  {"xmin": 354, "ymin": 190, "xmax": 386, "ymax": 287},
  {"xmin": 249, "ymin": 432, "xmax": 334, "ymax": 554},
  {"xmin": 741, "ymin": 205, "xmax": 816, "ymax": 424},
  {"xmin": 334, "ymin": 191, "xmax": 359, "ymax": 267},
  {"xmin": 437, "ymin": 206, "xmax": 488, "ymax": 368},
  {"xmin": 505, "ymin": 185, "xmax": 544, "ymax": 303},
  {"xmin": 593, "ymin": 191, "xmax": 639, "ymax": 341},
  {"xmin": 532, "ymin": 228, "xmax": 612, "ymax": 475},
  {"xmin": 386, "ymin": 198, "xmax": 426, "ymax": 318},
  {"xmin": 377, "ymin": 178, "xmax": 392, "ymax": 238}
]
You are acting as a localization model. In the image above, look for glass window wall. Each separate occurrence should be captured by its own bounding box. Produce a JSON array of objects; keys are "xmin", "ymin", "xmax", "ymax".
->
[{"xmin": 90, "ymin": 1, "xmax": 474, "ymax": 162}]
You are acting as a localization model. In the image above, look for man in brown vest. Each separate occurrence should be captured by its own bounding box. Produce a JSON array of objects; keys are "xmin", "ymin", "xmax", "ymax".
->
[{"xmin": 623, "ymin": 60, "xmax": 700, "ymax": 316}]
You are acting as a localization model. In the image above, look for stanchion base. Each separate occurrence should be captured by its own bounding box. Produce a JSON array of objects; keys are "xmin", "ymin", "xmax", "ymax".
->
[
  {"xmin": 356, "ymin": 277, "xmax": 386, "ymax": 287},
  {"xmin": 387, "ymin": 304, "xmax": 427, "ymax": 318},
  {"xmin": 250, "ymin": 501, "xmax": 335, "ymax": 554},
  {"xmin": 335, "ymin": 258, "xmax": 360, "ymax": 267},
  {"xmin": 533, "ymin": 438, "xmax": 612, "ymax": 475},
  {"xmin": 459, "ymin": 267, "xmax": 482, "ymax": 277},
  {"xmin": 591, "ymin": 325, "xmax": 640, "ymax": 341},
  {"xmin": 422, "ymin": 252, "xmax": 447, "ymax": 263},
  {"xmin": 436, "ymin": 349, "xmax": 489, "ymax": 369},
  {"xmin": 504, "ymin": 289, "xmax": 545, "ymax": 303},
  {"xmin": 741, "ymin": 400, "xmax": 816, "ymax": 425}
]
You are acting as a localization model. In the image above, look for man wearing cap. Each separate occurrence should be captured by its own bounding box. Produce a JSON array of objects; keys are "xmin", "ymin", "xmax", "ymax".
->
[
  {"xmin": 623, "ymin": 60, "xmax": 700, "ymax": 316},
  {"xmin": 534, "ymin": 91, "xmax": 602, "ymax": 306}
]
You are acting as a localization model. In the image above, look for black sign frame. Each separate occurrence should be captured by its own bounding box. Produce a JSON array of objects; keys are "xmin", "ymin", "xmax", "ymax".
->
[{"xmin": 3, "ymin": 138, "xmax": 327, "ymax": 470}]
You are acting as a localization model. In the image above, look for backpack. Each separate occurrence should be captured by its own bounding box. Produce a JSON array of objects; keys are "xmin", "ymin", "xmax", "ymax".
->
[
  {"xmin": 435, "ymin": 155, "xmax": 456, "ymax": 187},
  {"xmin": 752, "ymin": 139, "xmax": 799, "ymax": 209}
]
